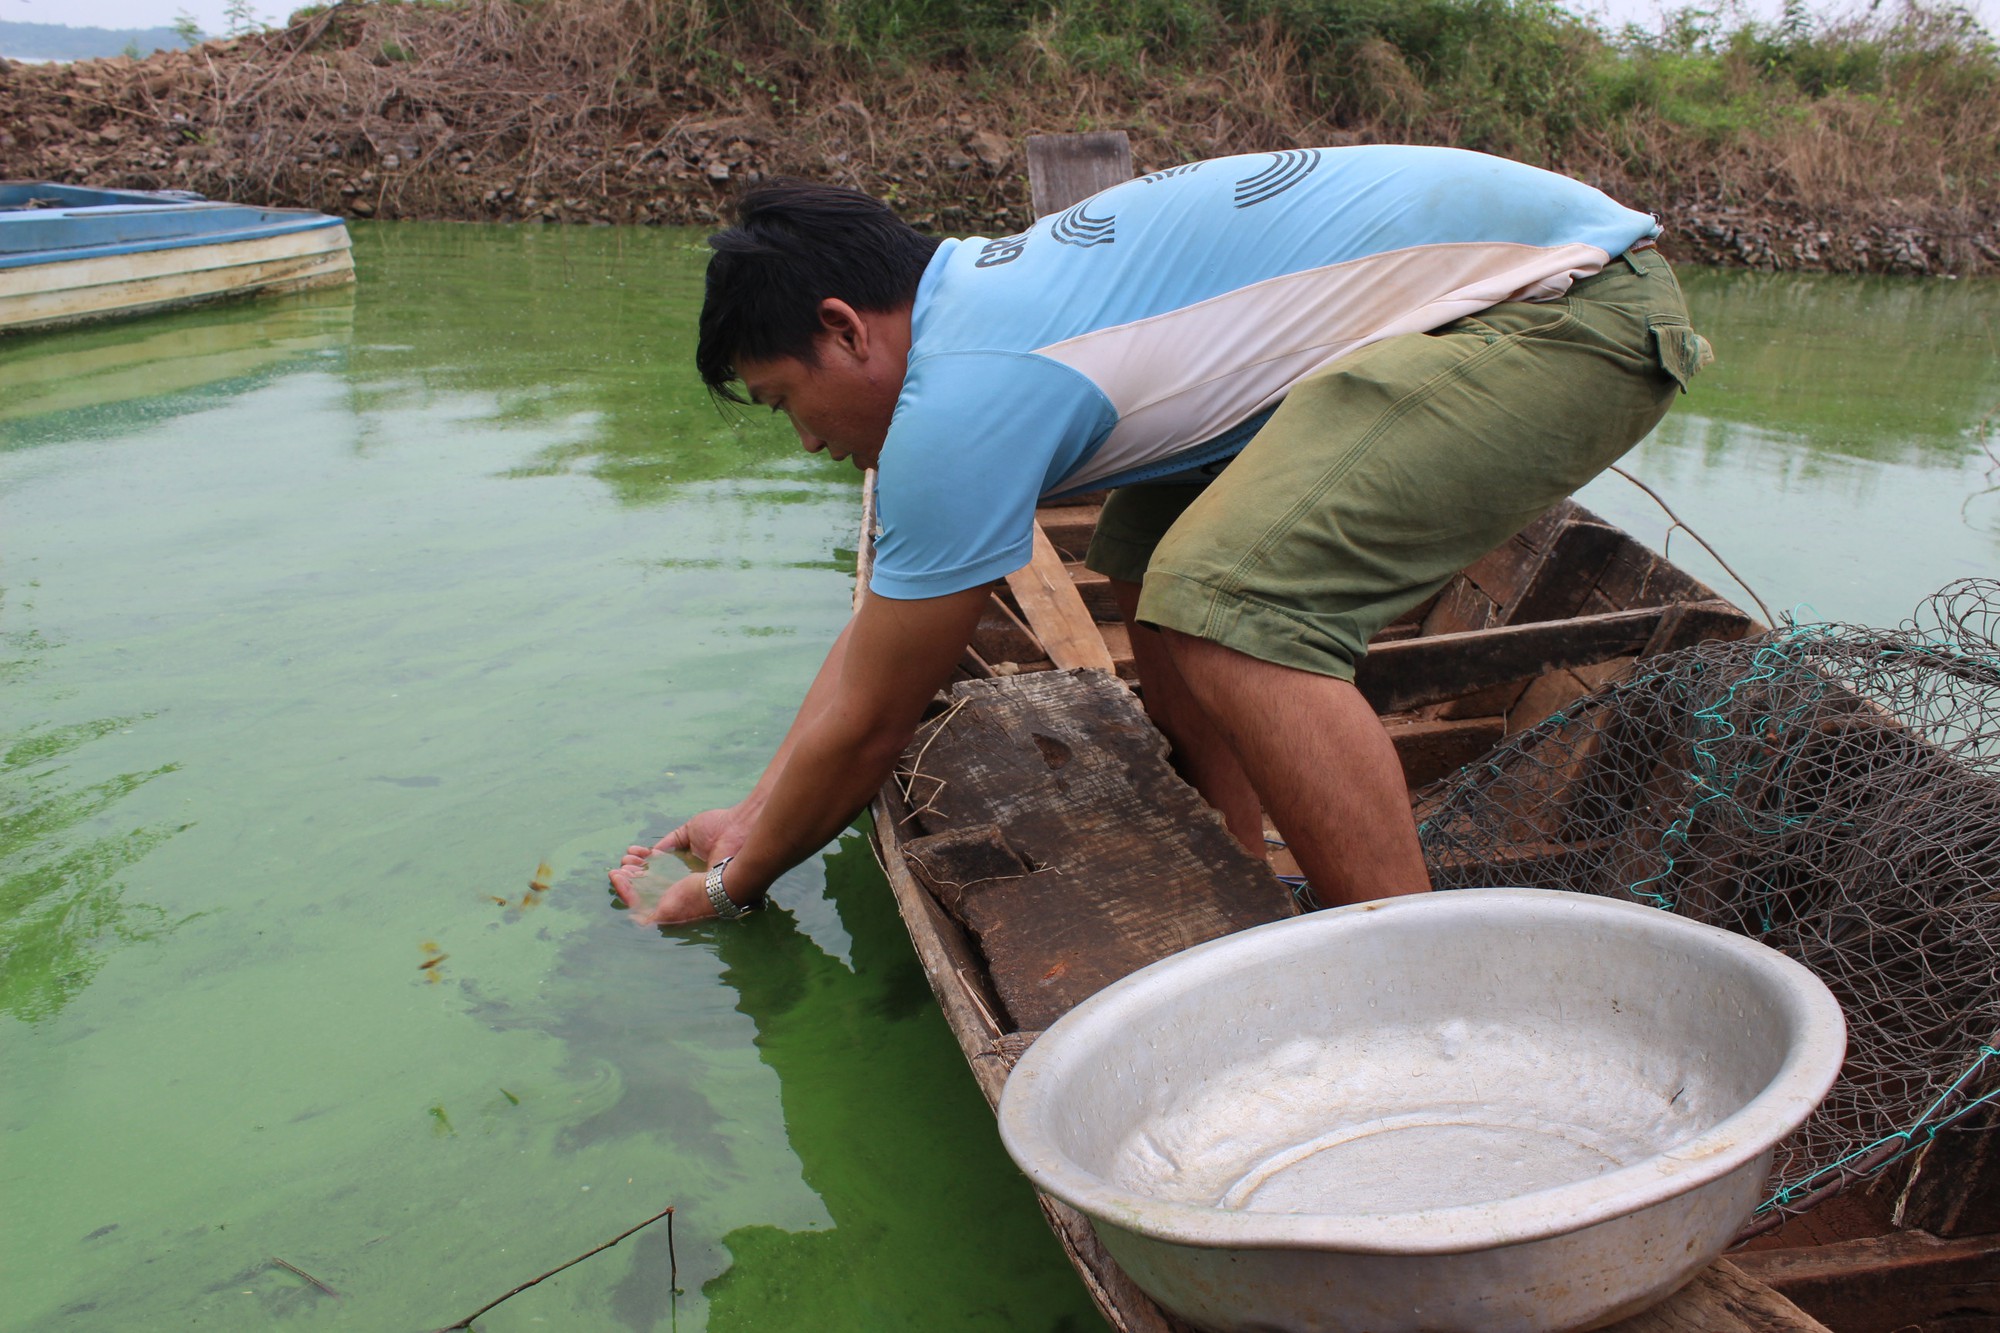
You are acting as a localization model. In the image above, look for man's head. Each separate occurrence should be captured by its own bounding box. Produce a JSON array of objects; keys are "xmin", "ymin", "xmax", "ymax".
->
[{"xmin": 697, "ymin": 181, "xmax": 939, "ymax": 469}]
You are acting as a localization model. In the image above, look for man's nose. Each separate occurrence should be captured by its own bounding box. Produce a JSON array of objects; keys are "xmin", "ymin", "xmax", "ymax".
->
[{"xmin": 795, "ymin": 422, "xmax": 825, "ymax": 452}]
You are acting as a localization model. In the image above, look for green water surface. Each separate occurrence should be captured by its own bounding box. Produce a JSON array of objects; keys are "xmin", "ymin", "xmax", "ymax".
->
[
  {"xmin": 2, "ymin": 226, "xmax": 1997, "ymax": 1331},
  {"xmin": 2, "ymin": 224, "xmax": 1104, "ymax": 1332}
]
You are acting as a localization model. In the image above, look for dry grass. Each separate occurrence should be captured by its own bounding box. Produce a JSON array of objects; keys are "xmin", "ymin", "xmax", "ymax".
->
[{"xmin": 1, "ymin": 0, "xmax": 1995, "ymax": 271}]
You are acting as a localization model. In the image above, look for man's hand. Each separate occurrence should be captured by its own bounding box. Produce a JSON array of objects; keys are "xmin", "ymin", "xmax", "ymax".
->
[
  {"xmin": 611, "ymin": 852, "xmax": 718, "ymax": 925},
  {"xmin": 646, "ymin": 806, "xmax": 752, "ymax": 868},
  {"xmin": 608, "ymin": 582, "xmax": 990, "ymax": 928}
]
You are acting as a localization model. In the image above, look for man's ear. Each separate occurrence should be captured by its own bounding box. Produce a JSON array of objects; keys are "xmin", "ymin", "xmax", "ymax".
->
[{"xmin": 816, "ymin": 299, "xmax": 870, "ymax": 358}]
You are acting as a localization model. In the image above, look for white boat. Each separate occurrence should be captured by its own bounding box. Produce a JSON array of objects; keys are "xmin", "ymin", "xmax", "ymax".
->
[{"xmin": 0, "ymin": 183, "xmax": 353, "ymax": 333}]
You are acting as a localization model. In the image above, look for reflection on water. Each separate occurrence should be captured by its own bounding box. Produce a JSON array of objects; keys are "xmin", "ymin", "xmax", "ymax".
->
[
  {"xmin": 0, "ymin": 290, "xmax": 355, "ymax": 439},
  {"xmin": 1, "ymin": 229, "xmax": 1995, "ymax": 1332},
  {"xmin": 1671, "ymin": 267, "xmax": 1999, "ymax": 462},
  {"xmin": 0, "ymin": 710, "xmax": 182, "ymax": 1024}
]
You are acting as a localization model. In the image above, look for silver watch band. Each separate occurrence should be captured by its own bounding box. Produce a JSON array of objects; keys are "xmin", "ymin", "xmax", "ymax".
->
[{"xmin": 705, "ymin": 856, "xmax": 750, "ymax": 919}]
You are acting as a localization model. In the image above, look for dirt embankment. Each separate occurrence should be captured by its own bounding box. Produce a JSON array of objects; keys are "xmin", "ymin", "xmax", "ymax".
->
[{"xmin": 2, "ymin": 0, "xmax": 1995, "ymax": 277}]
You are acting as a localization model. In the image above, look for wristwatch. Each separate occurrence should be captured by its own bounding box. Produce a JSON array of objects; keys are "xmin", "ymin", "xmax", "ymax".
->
[{"xmin": 704, "ymin": 856, "xmax": 755, "ymax": 920}]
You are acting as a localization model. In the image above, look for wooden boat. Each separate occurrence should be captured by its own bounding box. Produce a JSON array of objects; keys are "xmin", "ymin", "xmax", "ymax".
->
[
  {"xmin": 859, "ymin": 134, "xmax": 2000, "ymax": 1332},
  {"xmin": 0, "ymin": 182, "xmax": 353, "ymax": 333}
]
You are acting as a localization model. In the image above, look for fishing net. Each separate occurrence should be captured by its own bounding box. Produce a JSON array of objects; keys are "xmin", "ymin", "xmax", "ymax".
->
[{"xmin": 1415, "ymin": 578, "xmax": 2000, "ymax": 1234}]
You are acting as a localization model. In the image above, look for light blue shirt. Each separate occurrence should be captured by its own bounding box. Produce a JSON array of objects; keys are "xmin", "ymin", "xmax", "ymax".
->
[{"xmin": 868, "ymin": 145, "xmax": 1659, "ymax": 599}]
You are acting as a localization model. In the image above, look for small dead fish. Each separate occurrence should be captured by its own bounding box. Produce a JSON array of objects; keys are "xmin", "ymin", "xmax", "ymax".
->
[
  {"xmin": 428, "ymin": 1104, "xmax": 454, "ymax": 1135},
  {"xmin": 500, "ymin": 1088, "xmax": 520, "ymax": 1106},
  {"xmin": 419, "ymin": 953, "xmax": 448, "ymax": 970},
  {"xmin": 529, "ymin": 860, "xmax": 554, "ymax": 893},
  {"xmin": 489, "ymin": 896, "xmax": 508, "ymax": 907}
]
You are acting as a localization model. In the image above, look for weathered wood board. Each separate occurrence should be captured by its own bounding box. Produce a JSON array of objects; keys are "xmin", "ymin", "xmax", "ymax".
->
[
  {"xmin": 1356, "ymin": 602, "xmax": 1747, "ymax": 715},
  {"xmin": 892, "ymin": 668, "xmax": 1295, "ymax": 1031},
  {"xmin": 1026, "ymin": 131, "xmax": 1134, "ymax": 220},
  {"xmin": 1006, "ymin": 523, "xmax": 1118, "ymax": 673},
  {"xmin": 1601, "ymin": 1261, "xmax": 1832, "ymax": 1332},
  {"xmin": 1733, "ymin": 1229, "xmax": 2000, "ymax": 1332},
  {"xmin": 0, "ymin": 225, "xmax": 354, "ymax": 332}
]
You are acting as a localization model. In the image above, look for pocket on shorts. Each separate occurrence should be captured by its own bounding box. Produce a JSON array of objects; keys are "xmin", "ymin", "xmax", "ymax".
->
[{"xmin": 1647, "ymin": 314, "xmax": 1714, "ymax": 394}]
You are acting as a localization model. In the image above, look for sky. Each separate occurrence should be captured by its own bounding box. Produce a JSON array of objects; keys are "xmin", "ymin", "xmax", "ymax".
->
[{"xmin": 6, "ymin": 0, "xmax": 1996, "ymax": 39}]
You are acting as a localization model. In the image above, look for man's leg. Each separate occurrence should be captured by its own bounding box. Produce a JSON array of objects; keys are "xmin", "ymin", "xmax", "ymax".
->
[
  {"xmin": 1163, "ymin": 630, "xmax": 1429, "ymax": 906},
  {"xmin": 1128, "ymin": 253, "xmax": 1692, "ymax": 909},
  {"xmin": 1109, "ymin": 577, "xmax": 1265, "ymax": 856}
]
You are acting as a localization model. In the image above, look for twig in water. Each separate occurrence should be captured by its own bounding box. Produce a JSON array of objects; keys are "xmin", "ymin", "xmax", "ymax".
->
[
  {"xmin": 432, "ymin": 1204, "xmax": 678, "ymax": 1331},
  {"xmin": 269, "ymin": 1256, "xmax": 339, "ymax": 1299},
  {"xmin": 1609, "ymin": 465, "xmax": 1776, "ymax": 627}
]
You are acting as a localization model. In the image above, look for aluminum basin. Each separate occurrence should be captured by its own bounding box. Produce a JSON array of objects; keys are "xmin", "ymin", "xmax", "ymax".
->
[{"xmin": 997, "ymin": 888, "xmax": 1845, "ymax": 1332}]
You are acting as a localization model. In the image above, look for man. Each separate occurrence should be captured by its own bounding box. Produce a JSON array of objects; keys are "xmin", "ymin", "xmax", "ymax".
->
[{"xmin": 611, "ymin": 145, "xmax": 1707, "ymax": 924}]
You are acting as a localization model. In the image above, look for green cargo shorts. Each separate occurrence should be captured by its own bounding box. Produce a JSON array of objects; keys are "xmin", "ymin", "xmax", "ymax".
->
[{"xmin": 1084, "ymin": 247, "xmax": 1708, "ymax": 680}]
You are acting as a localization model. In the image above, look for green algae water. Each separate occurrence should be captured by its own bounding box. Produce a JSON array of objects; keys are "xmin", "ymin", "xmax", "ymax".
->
[
  {"xmin": 1576, "ymin": 267, "xmax": 2000, "ymax": 623},
  {"xmin": 1, "ymin": 224, "xmax": 1105, "ymax": 1332},
  {"xmin": 2, "ymin": 227, "xmax": 1997, "ymax": 1332}
]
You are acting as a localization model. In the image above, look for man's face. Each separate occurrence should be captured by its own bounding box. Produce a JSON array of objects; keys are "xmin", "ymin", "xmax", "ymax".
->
[{"xmin": 737, "ymin": 301, "xmax": 910, "ymax": 474}]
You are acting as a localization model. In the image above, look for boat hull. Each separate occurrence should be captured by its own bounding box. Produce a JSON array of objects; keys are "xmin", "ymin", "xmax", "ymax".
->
[{"xmin": 0, "ymin": 222, "xmax": 354, "ymax": 333}]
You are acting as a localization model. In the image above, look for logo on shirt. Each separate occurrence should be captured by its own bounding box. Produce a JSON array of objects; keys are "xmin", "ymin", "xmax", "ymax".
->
[
  {"xmin": 975, "ymin": 232, "xmax": 1031, "ymax": 267},
  {"xmin": 1051, "ymin": 200, "xmax": 1117, "ymax": 248},
  {"xmin": 1139, "ymin": 163, "xmax": 1201, "ymax": 184},
  {"xmin": 1234, "ymin": 149, "xmax": 1321, "ymax": 208}
]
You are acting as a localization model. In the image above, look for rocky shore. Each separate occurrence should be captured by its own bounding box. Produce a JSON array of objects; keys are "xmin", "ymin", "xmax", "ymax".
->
[{"xmin": 4, "ymin": 20, "xmax": 1996, "ymax": 278}]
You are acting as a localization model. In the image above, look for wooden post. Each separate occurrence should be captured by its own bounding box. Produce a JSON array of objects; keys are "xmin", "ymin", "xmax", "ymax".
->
[{"xmin": 1026, "ymin": 132, "xmax": 1134, "ymax": 219}]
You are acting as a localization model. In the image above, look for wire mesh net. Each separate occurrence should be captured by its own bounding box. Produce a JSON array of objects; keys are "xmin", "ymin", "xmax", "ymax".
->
[{"xmin": 1415, "ymin": 578, "xmax": 2000, "ymax": 1232}]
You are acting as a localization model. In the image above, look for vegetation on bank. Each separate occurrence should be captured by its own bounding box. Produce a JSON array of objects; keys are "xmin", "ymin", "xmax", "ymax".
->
[{"xmin": 1, "ymin": 0, "xmax": 1996, "ymax": 272}]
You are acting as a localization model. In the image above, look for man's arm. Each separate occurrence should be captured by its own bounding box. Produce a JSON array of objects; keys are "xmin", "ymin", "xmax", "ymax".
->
[{"xmin": 617, "ymin": 584, "xmax": 991, "ymax": 924}]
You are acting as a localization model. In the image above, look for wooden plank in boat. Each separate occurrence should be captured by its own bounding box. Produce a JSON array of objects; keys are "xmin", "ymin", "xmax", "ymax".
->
[
  {"xmin": 1358, "ymin": 604, "xmax": 1734, "ymax": 715},
  {"xmin": 1421, "ymin": 573, "xmax": 1498, "ymax": 636},
  {"xmin": 1068, "ymin": 562, "xmax": 1121, "ymax": 622},
  {"xmin": 1460, "ymin": 532, "xmax": 1542, "ymax": 610},
  {"xmin": 1026, "ymin": 132, "xmax": 1134, "ymax": 220},
  {"xmin": 1036, "ymin": 503, "xmax": 1102, "ymax": 560},
  {"xmin": 973, "ymin": 591, "xmax": 1044, "ymax": 665},
  {"xmin": 1508, "ymin": 519, "xmax": 1629, "ymax": 624},
  {"xmin": 1642, "ymin": 597, "xmax": 1759, "ymax": 656},
  {"xmin": 1440, "ymin": 517, "xmax": 1630, "ymax": 718},
  {"xmin": 1601, "ymin": 1261, "xmax": 1831, "ymax": 1332},
  {"xmin": 1005, "ymin": 523, "xmax": 1117, "ymax": 673},
  {"xmin": 1384, "ymin": 713, "xmax": 1508, "ymax": 790},
  {"xmin": 1731, "ymin": 1229, "xmax": 2000, "ymax": 1332},
  {"xmin": 1594, "ymin": 535, "xmax": 1714, "ymax": 610},
  {"xmin": 889, "ymin": 668, "xmax": 1294, "ymax": 1032}
]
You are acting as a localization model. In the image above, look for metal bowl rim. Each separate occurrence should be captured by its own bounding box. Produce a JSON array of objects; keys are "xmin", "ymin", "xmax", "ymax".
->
[{"xmin": 996, "ymin": 887, "xmax": 1847, "ymax": 1255}]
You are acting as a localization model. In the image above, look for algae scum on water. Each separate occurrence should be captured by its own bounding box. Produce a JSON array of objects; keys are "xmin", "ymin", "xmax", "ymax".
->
[
  {"xmin": 2, "ymin": 224, "xmax": 1997, "ymax": 1330},
  {"xmin": 0, "ymin": 223, "xmax": 1104, "ymax": 1333}
]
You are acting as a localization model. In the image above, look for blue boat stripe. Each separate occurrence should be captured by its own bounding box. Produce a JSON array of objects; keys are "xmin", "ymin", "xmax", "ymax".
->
[{"xmin": 0, "ymin": 214, "xmax": 346, "ymax": 271}]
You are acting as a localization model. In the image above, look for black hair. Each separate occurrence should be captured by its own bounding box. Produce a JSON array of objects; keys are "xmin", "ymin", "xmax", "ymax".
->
[{"xmin": 696, "ymin": 180, "xmax": 941, "ymax": 404}]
